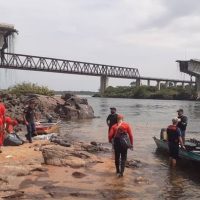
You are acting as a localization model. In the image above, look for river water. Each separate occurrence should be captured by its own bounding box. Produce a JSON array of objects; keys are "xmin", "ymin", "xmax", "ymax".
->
[{"xmin": 63, "ymin": 97, "xmax": 200, "ymax": 199}]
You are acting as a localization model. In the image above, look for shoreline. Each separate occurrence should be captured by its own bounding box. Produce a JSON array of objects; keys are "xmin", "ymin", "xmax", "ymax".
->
[{"xmin": 0, "ymin": 135, "xmax": 147, "ymax": 200}]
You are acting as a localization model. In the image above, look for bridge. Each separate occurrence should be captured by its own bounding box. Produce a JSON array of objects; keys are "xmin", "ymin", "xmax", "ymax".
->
[
  {"xmin": 0, "ymin": 52, "xmax": 194, "ymax": 95},
  {"xmin": 177, "ymin": 59, "xmax": 200, "ymax": 98}
]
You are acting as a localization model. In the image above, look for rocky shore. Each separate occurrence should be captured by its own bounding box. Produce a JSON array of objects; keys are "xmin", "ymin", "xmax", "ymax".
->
[
  {"xmin": 0, "ymin": 92, "xmax": 150, "ymax": 199},
  {"xmin": 0, "ymin": 92, "xmax": 94, "ymax": 121},
  {"xmin": 0, "ymin": 132, "xmax": 147, "ymax": 200}
]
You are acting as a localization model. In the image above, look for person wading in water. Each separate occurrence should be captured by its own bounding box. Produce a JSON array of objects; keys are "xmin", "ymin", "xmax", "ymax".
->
[
  {"xmin": 167, "ymin": 117, "xmax": 185, "ymax": 167},
  {"xmin": 109, "ymin": 114, "xmax": 133, "ymax": 177}
]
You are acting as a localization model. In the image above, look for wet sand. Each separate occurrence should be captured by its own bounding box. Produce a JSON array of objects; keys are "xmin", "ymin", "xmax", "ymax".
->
[{"xmin": 0, "ymin": 140, "xmax": 150, "ymax": 200}]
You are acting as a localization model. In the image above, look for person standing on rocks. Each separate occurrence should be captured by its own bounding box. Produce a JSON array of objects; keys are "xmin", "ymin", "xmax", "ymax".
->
[
  {"xmin": 106, "ymin": 107, "xmax": 118, "ymax": 131},
  {"xmin": 23, "ymin": 101, "xmax": 37, "ymax": 143},
  {"xmin": 109, "ymin": 114, "xmax": 133, "ymax": 177}
]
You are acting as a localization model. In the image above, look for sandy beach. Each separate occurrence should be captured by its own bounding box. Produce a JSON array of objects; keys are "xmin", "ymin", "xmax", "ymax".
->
[{"xmin": 0, "ymin": 138, "xmax": 149, "ymax": 200}]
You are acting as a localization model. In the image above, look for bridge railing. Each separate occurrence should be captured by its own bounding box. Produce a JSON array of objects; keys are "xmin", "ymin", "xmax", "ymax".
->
[{"xmin": 0, "ymin": 53, "xmax": 140, "ymax": 78}]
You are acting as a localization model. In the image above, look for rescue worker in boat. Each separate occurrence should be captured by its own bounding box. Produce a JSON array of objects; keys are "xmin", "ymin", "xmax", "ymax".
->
[
  {"xmin": 109, "ymin": 114, "xmax": 133, "ymax": 177},
  {"xmin": 177, "ymin": 109, "xmax": 188, "ymax": 144},
  {"xmin": 167, "ymin": 117, "xmax": 185, "ymax": 167},
  {"xmin": 23, "ymin": 101, "xmax": 37, "ymax": 143},
  {"xmin": 106, "ymin": 107, "xmax": 118, "ymax": 131}
]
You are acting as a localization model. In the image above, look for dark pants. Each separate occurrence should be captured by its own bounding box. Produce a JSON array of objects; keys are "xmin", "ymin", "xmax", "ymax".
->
[
  {"xmin": 168, "ymin": 142, "xmax": 179, "ymax": 159},
  {"xmin": 114, "ymin": 138, "xmax": 128, "ymax": 175},
  {"xmin": 26, "ymin": 122, "xmax": 35, "ymax": 142}
]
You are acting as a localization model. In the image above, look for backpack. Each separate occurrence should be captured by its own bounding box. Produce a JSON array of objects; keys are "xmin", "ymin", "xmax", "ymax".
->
[{"xmin": 114, "ymin": 131, "xmax": 132, "ymax": 150}]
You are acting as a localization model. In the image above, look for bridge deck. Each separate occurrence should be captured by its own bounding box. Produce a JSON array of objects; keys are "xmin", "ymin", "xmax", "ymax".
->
[
  {"xmin": 0, "ymin": 53, "xmax": 194, "ymax": 83},
  {"xmin": 0, "ymin": 53, "xmax": 140, "ymax": 79}
]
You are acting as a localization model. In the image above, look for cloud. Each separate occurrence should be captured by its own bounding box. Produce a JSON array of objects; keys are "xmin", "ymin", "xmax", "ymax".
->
[{"xmin": 0, "ymin": 0, "xmax": 199, "ymax": 90}]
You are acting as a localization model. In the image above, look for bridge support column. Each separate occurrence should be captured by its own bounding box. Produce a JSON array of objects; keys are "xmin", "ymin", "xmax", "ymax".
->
[
  {"xmin": 100, "ymin": 75, "xmax": 108, "ymax": 96},
  {"xmin": 147, "ymin": 80, "xmax": 150, "ymax": 86},
  {"xmin": 196, "ymin": 76, "xmax": 200, "ymax": 99},
  {"xmin": 182, "ymin": 82, "xmax": 185, "ymax": 88},
  {"xmin": 174, "ymin": 82, "xmax": 177, "ymax": 87},
  {"xmin": 136, "ymin": 78, "xmax": 141, "ymax": 86},
  {"xmin": 157, "ymin": 81, "xmax": 161, "ymax": 90}
]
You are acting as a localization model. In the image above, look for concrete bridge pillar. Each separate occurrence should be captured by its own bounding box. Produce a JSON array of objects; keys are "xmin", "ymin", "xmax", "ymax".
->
[
  {"xmin": 157, "ymin": 81, "xmax": 161, "ymax": 90},
  {"xmin": 147, "ymin": 80, "xmax": 150, "ymax": 86},
  {"xmin": 174, "ymin": 82, "xmax": 177, "ymax": 87},
  {"xmin": 136, "ymin": 78, "xmax": 141, "ymax": 86},
  {"xmin": 100, "ymin": 75, "xmax": 108, "ymax": 96},
  {"xmin": 196, "ymin": 76, "xmax": 200, "ymax": 99},
  {"xmin": 165, "ymin": 81, "xmax": 169, "ymax": 87},
  {"xmin": 182, "ymin": 82, "xmax": 185, "ymax": 88}
]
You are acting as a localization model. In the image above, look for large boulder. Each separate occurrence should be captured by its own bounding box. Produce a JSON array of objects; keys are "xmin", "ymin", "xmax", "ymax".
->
[
  {"xmin": 0, "ymin": 92, "xmax": 94, "ymax": 121},
  {"xmin": 42, "ymin": 144, "xmax": 102, "ymax": 168}
]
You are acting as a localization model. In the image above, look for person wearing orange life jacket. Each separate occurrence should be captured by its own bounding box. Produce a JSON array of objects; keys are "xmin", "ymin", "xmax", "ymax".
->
[
  {"xmin": 109, "ymin": 114, "xmax": 133, "ymax": 177},
  {"xmin": 167, "ymin": 117, "xmax": 185, "ymax": 167}
]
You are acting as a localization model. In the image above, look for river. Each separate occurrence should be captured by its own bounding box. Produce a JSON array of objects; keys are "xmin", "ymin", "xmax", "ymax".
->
[{"xmin": 63, "ymin": 97, "xmax": 200, "ymax": 199}]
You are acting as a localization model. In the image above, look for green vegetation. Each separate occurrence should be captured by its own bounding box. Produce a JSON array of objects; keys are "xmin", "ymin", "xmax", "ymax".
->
[
  {"xmin": 8, "ymin": 82, "xmax": 54, "ymax": 96},
  {"xmin": 55, "ymin": 90, "xmax": 97, "ymax": 96},
  {"xmin": 101, "ymin": 85, "xmax": 197, "ymax": 100}
]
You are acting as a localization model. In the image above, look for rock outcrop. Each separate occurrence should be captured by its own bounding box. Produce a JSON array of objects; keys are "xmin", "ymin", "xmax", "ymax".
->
[
  {"xmin": 42, "ymin": 144, "xmax": 103, "ymax": 168},
  {"xmin": 0, "ymin": 92, "xmax": 94, "ymax": 121}
]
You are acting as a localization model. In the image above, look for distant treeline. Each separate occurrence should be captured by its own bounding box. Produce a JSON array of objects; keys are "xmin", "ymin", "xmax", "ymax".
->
[
  {"xmin": 94, "ymin": 85, "xmax": 198, "ymax": 100},
  {"xmin": 54, "ymin": 91, "xmax": 97, "ymax": 96}
]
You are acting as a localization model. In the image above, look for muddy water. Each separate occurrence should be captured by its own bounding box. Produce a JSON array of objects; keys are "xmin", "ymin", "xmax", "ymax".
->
[{"xmin": 62, "ymin": 97, "xmax": 200, "ymax": 200}]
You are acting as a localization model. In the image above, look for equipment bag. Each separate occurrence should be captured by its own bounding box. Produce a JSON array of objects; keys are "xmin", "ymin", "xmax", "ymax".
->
[
  {"xmin": 119, "ymin": 133, "xmax": 132, "ymax": 149},
  {"xmin": 114, "ymin": 132, "xmax": 131, "ymax": 150},
  {"xmin": 4, "ymin": 133, "xmax": 23, "ymax": 146}
]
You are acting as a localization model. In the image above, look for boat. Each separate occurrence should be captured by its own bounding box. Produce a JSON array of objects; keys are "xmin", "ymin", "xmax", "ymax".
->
[
  {"xmin": 153, "ymin": 136, "xmax": 200, "ymax": 163},
  {"xmin": 36, "ymin": 122, "xmax": 60, "ymax": 135}
]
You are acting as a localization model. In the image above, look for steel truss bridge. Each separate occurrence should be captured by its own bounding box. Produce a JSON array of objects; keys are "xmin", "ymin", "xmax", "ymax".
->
[
  {"xmin": 0, "ymin": 53, "xmax": 194, "ymax": 94},
  {"xmin": 0, "ymin": 53, "xmax": 140, "ymax": 78}
]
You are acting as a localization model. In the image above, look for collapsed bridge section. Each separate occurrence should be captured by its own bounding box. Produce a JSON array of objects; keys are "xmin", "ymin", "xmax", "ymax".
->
[{"xmin": 177, "ymin": 59, "xmax": 200, "ymax": 98}]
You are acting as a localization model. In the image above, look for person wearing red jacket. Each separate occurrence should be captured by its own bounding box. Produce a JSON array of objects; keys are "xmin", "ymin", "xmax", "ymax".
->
[
  {"xmin": 0, "ymin": 102, "xmax": 6, "ymax": 153},
  {"xmin": 5, "ymin": 116, "xmax": 18, "ymax": 134},
  {"xmin": 109, "ymin": 114, "xmax": 133, "ymax": 177}
]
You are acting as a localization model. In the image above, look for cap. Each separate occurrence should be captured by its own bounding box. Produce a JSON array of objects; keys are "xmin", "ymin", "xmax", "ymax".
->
[
  {"xmin": 177, "ymin": 109, "xmax": 183, "ymax": 112},
  {"xmin": 117, "ymin": 114, "xmax": 124, "ymax": 120},
  {"xmin": 172, "ymin": 117, "xmax": 179, "ymax": 123},
  {"xmin": 110, "ymin": 107, "xmax": 116, "ymax": 110}
]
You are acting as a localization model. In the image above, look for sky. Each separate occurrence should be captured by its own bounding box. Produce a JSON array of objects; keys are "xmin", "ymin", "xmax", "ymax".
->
[{"xmin": 0, "ymin": 0, "xmax": 200, "ymax": 91}]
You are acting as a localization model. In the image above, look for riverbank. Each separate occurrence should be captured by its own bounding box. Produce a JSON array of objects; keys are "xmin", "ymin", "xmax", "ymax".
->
[
  {"xmin": 0, "ymin": 135, "xmax": 148, "ymax": 200},
  {"xmin": 95, "ymin": 85, "xmax": 198, "ymax": 100}
]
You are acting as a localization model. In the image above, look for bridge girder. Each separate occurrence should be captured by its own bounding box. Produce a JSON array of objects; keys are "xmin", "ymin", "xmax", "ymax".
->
[{"xmin": 0, "ymin": 53, "xmax": 140, "ymax": 79}]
